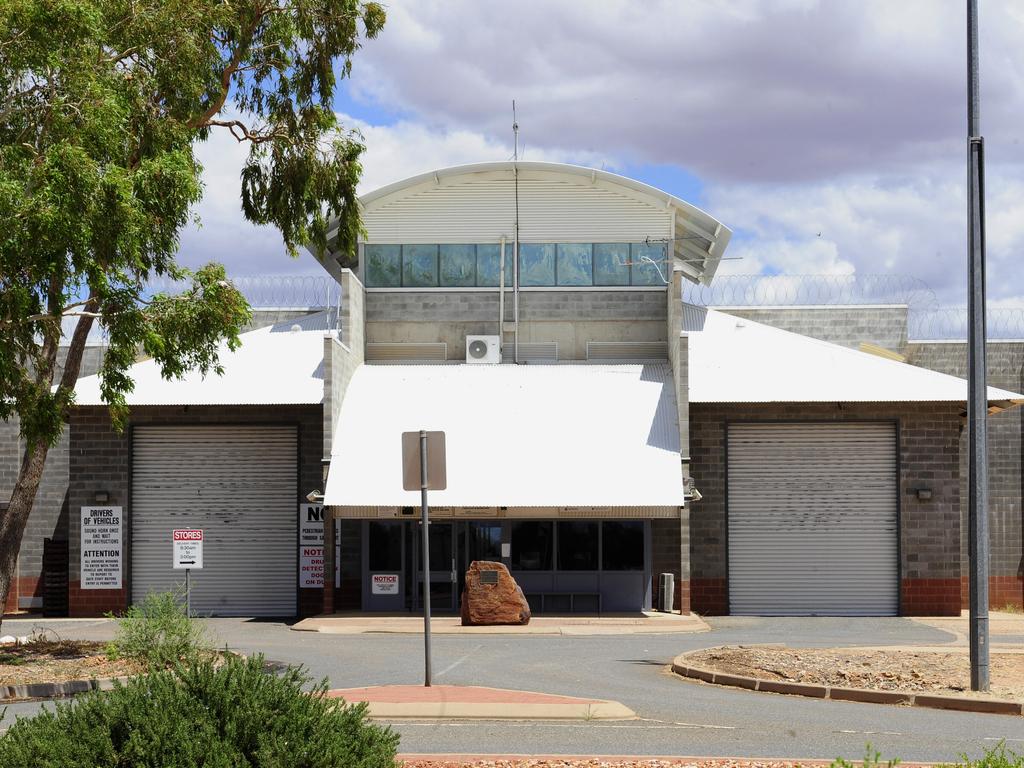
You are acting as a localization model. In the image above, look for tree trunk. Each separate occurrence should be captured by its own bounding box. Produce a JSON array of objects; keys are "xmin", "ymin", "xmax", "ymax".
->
[
  {"xmin": 0, "ymin": 438, "xmax": 50, "ymax": 625},
  {"xmin": 0, "ymin": 304, "xmax": 96, "ymax": 631}
]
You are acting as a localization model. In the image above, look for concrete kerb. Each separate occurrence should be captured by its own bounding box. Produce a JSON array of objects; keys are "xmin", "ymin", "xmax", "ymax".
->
[
  {"xmin": 293, "ymin": 613, "xmax": 710, "ymax": 636},
  {"xmin": 0, "ymin": 675, "xmax": 131, "ymax": 704},
  {"xmin": 328, "ymin": 685, "xmax": 637, "ymax": 721},
  {"xmin": 670, "ymin": 647, "xmax": 1024, "ymax": 717}
]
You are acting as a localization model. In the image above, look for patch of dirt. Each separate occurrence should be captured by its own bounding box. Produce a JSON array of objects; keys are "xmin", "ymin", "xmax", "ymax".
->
[
  {"xmin": 0, "ymin": 640, "xmax": 144, "ymax": 686},
  {"xmin": 687, "ymin": 646, "xmax": 1024, "ymax": 701}
]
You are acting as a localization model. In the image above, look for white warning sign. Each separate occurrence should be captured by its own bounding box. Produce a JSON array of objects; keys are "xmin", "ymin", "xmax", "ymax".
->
[
  {"xmin": 298, "ymin": 504, "xmax": 340, "ymax": 588},
  {"xmin": 81, "ymin": 506, "xmax": 122, "ymax": 589}
]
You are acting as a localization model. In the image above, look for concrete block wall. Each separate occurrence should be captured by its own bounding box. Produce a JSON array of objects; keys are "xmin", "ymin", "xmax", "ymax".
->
[
  {"xmin": 907, "ymin": 341, "xmax": 1024, "ymax": 609},
  {"xmin": 722, "ymin": 306, "xmax": 909, "ymax": 352},
  {"xmin": 323, "ymin": 270, "xmax": 366, "ymax": 461},
  {"xmin": 68, "ymin": 404, "xmax": 323, "ymax": 617},
  {"xmin": 688, "ymin": 402, "xmax": 963, "ymax": 616},
  {"xmin": 365, "ymin": 289, "xmax": 667, "ymax": 360}
]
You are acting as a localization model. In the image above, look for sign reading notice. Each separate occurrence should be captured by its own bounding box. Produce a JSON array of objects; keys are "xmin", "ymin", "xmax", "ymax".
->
[
  {"xmin": 371, "ymin": 574, "xmax": 399, "ymax": 594},
  {"xmin": 173, "ymin": 529, "xmax": 204, "ymax": 570},
  {"xmin": 81, "ymin": 506, "xmax": 122, "ymax": 589},
  {"xmin": 298, "ymin": 504, "xmax": 340, "ymax": 588}
]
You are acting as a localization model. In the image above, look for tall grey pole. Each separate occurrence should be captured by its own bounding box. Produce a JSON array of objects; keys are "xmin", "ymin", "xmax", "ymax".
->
[
  {"xmin": 966, "ymin": 0, "xmax": 990, "ymax": 693},
  {"xmin": 419, "ymin": 430, "xmax": 433, "ymax": 687}
]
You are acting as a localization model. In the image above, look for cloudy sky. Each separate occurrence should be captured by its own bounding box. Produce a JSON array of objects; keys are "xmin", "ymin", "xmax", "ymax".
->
[{"xmin": 177, "ymin": 0, "xmax": 1024, "ymax": 307}]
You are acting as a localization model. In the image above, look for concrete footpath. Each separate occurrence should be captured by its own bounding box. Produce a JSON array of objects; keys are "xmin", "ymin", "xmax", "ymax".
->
[
  {"xmin": 294, "ymin": 612, "xmax": 708, "ymax": 635},
  {"xmin": 328, "ymin": 684, "xmax": 636, "ymax": 720}
]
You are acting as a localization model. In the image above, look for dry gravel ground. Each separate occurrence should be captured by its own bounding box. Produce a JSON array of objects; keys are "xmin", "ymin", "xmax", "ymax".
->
[
  {"xmin": 0, "ymin": 640, "xmax": 143, "ymax": 686},
  {"xmin": 687, "ymin": 646, "xmax": 1024, "ymax": 700}
]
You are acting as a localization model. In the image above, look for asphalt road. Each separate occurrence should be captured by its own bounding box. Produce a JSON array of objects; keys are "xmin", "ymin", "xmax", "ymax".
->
[{"xmin": 2, "ymin": 615, "xmax": 1023, "ymax": 762}]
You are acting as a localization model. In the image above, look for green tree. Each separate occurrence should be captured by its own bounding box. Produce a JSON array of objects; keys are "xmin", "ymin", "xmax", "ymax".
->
[{"xmin": 0, "ymin": 0, "xmax": 384, "ymax": 622}]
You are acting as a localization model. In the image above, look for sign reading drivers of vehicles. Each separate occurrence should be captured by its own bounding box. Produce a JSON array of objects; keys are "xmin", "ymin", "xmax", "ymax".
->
[
  {"xmin": 298, "ymin": 504, "xmax": 340, "ymax": 589},
  {"xmin": 372, "ymin": 574, "xmax": 399, "ymax": 595},
  {"xmin": 172, "ymin": 529, "xmax": 204, "ymax": 570},
  {"xmin": 81, "ymin": 506, "xmax": 122, "ymax": 589}
]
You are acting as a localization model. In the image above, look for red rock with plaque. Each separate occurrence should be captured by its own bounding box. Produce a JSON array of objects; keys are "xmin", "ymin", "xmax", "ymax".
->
[{"xmin": 460, "ymin": 560, "xmax": 532, "ymax": 626}]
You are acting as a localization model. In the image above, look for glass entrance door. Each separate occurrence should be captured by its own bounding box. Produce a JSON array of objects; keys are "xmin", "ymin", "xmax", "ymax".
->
[{"xmin": 415, "ymin": 521, "xmax": 458, "ymax": 612}]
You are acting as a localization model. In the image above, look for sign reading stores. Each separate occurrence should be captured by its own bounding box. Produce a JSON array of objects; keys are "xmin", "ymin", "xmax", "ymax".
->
[
  {"xmin": 81, "ymin": 506, "xmax": 122, "ymax": 589},
  {"xmin": 299, "ymin": 504, "xmax": 340, "ymax": 588},
  {"xmin": 173, "ymin": 529, "xmax": 204, "ymax": 570},
  {"xmin": 372, "ymin": 574, "xmax": 399, "ymax": 595}
]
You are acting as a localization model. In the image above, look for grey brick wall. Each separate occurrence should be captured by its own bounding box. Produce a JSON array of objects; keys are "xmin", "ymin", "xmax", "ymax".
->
[
  {"xmin": 68, "ymin": 405, "xmax": 322, "ymax": 602},
  {"xmin": 722, "ymin": 306, "xmax": 909, "ymax": 352},
  {"xmin": 907, "ymin": 341, "xmax": 1024, "ymax": 603},
  {"xmin": 366, "ymin": 289, "xmax": 667, "ymax": 360},
  {"xmin": 688, "ymin": 402, "xmax": 963, "ymax": 614}
]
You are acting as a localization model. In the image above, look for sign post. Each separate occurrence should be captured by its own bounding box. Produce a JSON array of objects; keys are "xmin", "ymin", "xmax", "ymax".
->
[
  {"xmin": 173, "ymin": 529, "xmax": 204, "ymax": 617},
  {"xmin": 402, "ymin": 430, "xmax": 446, "ymax": 687}
]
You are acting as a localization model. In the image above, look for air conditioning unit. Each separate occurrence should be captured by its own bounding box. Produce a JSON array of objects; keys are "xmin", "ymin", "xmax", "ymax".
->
[{"xmin": 465, "ymin": 335, "xmax": 500, "ymax": 364}]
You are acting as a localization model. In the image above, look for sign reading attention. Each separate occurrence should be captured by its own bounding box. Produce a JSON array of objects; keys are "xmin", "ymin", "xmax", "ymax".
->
[
  {"xmin": 298, "ymin": 504, "xmax": 340, "ymax": 588},
  {"xmin": 81, "ymin": 506, "xmax": 122, "ymax": 589},
  {"xmin": 173, "ymin": 529, "xmax": 204, "ymax": 569}
]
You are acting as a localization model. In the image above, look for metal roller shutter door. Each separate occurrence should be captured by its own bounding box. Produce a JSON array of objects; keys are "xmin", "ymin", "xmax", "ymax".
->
[
  {"xmin": 131, "ymin": 426, "xmax": 297, "ymax": 616},
  {"xmin": 727, "ymin": 422, "xmax": 898, "ymax": 616}
]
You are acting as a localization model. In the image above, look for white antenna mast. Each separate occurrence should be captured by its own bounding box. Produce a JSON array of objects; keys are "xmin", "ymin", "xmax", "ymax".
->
[{"xmin": 512, "ymin": 100, "xmax": 520, "ymax": 364}]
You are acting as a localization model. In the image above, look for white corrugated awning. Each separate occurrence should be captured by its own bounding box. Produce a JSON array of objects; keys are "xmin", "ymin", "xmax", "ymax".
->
[
  {"xmin": 686, "ymin": 308, "xmax": 1024, "ymax": 408},
  {"xmin": 73, "ymin": 312, "xmax": 330, "ymax": 406},
  {"xmin": 324, "ymin": 363, "xmax": 684, "ymax": 508}
]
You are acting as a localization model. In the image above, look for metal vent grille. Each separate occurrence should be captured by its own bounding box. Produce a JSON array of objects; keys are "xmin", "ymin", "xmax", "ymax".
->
[
  {"xmin": 502, "ymin": 342, "xmax": 558, "ymax": 363},
  {"xmin": 367, "ymin": 342, "xmax": 447, "ymax": 362},
  {"xmin": 586, "ymin": 341, "xmax": 668, "ymax": 361}
]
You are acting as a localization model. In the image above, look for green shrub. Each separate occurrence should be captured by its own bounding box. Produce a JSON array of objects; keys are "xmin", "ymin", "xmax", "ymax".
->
[
  {"xmin": 942, "ymin": 743, "xmax": 1024, "ymax": 768},
  {"xmin": 0, "ymin": 654, "xmax": 399, "ymax": 768},
  {"xmin": 832, "ymin": 744, "xmax": 899, "ymax": 768},
  {"xmin": 105, "ymin": 589, "xmax": 209, "ymax": 668}
]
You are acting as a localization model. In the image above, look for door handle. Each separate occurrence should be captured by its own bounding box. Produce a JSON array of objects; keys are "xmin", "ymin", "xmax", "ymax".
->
[{"xmin": 451, "ymin": 556, "xmax": 456, "ymax": 582}]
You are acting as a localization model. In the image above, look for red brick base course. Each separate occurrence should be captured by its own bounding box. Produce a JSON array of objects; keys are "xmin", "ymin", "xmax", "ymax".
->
[
  {"xmin": 68, "ymin": 581, "xmax": 127, "ymax": 617},
  {"xmin": 901, "ymin": 578, "xmax": 961, "ymax": 616},
  {"xmin": 961, "ymin": 575, "xmax": 1024, "ymax": 611},
  {"xmin": 691, "ymin": 578, "xmax": 728, "ymax": 615}
]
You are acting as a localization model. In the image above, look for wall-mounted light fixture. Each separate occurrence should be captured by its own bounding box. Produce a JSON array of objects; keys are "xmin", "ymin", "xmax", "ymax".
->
[
  {"xmin": 94, "ymin": 490, "xmax": 110, "ymax": 504},
  {"xmin": 915, "ymin": 487, "xmax": 933, "ymax": 501}
]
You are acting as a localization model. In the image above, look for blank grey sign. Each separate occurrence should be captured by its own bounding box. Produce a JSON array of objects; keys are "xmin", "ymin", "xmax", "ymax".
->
[
  {"xmin": 479, "ymin": 570, "xmax": 499, "ymax": 585},
  {"xmin": 401, "ymin": 431, "xmax": 447, "ymax": 491}
]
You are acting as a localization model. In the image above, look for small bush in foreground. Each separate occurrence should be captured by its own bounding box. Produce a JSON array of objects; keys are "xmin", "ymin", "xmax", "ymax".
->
[
  {"xmin": 942, "ymin": 742, "xmax": 1024, "ymax": 768},
  {"xmin": 830, "ymin": 743, "xmax": 1023, "ymax": 768},
  {"xmin": 0, "ymin": 654, "xmax": 399, "ymax": 768},
  {"xmin": 105, "ymin": 589, "xmax": 208, "ymax": 667}
]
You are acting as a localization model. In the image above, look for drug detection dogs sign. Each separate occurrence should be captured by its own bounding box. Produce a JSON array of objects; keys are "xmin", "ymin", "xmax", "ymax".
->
[{"xmin": 172, "ymin": 529, "xmax": 204, "ymax": 570}]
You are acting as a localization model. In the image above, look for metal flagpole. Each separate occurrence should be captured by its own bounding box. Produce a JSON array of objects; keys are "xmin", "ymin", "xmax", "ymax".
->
[
  {"xmin": 420, "ymin": 429, "xmax": 433, "ymax": 687},
  {"xmin": 966, "ymin": 0, "xmax": 990, "ymax": 693}
]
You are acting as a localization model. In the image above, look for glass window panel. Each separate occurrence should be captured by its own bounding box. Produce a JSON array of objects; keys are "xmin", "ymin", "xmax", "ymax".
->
[
  {"xmin": 467, "ymin": 523, "xmax": 503, "ymax": 562},
  {"xmin": 630, "ymin": 242, "xmax": 667, "ymax": 286},
  {"xmin": 427, "ymin": 522, "xmax": 453, "ymax": 570},
  {"xmin": 476, "ymin": 244, "xmax": 513, "ymax": 287},
  {"xmin": 364, "ymin": 244, "xmax": 401, "ymax": 287},
  {"xmin": 556, "ymin": 521, "xmax": 599, "ymax": 570},
  {"xmin": 368, "ymin": 521, "xmax": 402, "ymax": 571},
  {"xmin": 439, "ymin": 244, "xmax": 476, "ymax": 287},
  {"xmin": 601, "ymin": 521, "xmax": 644, "ymax": 571},
  {"xmin": 511, "ymin": 521, "xmax": 553, "ymax": 570},
  {"xmin": 518, "ymin": 243, "xmax": 555, "ymax": 286},
  {"xmin": 556, "ymin": 243, "xmax": 593, "ymax": 286},
  {"xmin": 402, "ymin": 244, "xmax": 439, "ymax": 287},
  {"xmin": 593, "ymin": 243, "xmax": 630, "ymax": 286}
]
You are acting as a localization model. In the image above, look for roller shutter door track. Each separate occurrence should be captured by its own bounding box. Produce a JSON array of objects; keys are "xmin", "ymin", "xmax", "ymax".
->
[
  {"xmin": 727, "ymin": 422, "xmax": 898, "ymax": 616},
  {"xmin": 131, "ymin": 425, "xmax": 297, "ymax": 616}
]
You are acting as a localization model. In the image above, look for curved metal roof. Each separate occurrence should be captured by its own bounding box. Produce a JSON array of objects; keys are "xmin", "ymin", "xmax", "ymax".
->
[{"xmin": 318, "ymin": 161, "xmax": 732, "ymax": 285}]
